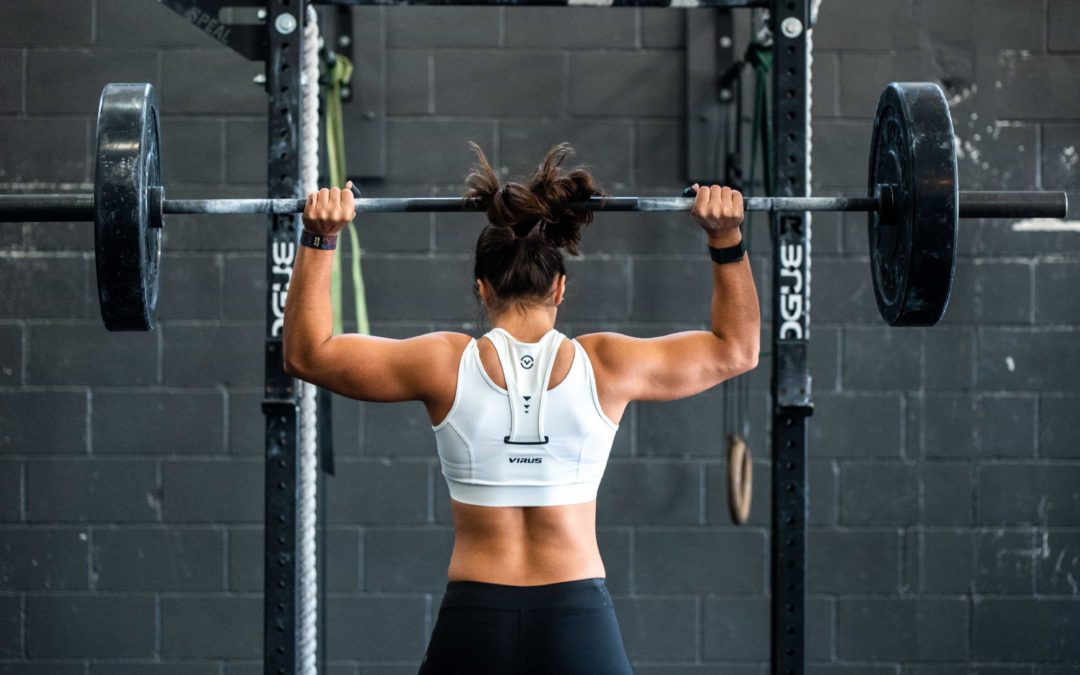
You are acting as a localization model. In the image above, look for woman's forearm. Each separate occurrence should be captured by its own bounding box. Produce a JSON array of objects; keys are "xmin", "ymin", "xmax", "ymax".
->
[
  {"xmin": 282, "ymin": 244, "xmax": 336, "ymax": 374},
  {"xmin": 283, "ymin": 185, "xmax": 356, "ymax": 375},
  {"xmin": 708, "ymin": 231, "xmax": 761, "ymax": 360}
]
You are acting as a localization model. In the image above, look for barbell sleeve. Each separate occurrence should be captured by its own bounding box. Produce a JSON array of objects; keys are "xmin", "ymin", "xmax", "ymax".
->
[
  {"xmin": 0, "ymin": 194, "xmax": 95, "ymax": 221},
  {"xmin": 958, "ymin": 191, "xmax": 1068, "ymax": 219}
]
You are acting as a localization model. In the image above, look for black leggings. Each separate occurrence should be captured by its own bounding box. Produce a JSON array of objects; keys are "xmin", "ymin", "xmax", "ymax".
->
[{"xmin": 418, "ymin": 577, "xmax": 634, "ymax": 675}]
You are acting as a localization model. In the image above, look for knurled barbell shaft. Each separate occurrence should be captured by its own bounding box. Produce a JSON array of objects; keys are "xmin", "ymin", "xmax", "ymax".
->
[
  {"xmin": 0, "ymin": 190, "xmax": 1066, "ymax": 221},
  {"xmin": 162, "ymin": 195, "xmax": 883, "ymax": 214},
  {"xmin": 0, "ymin": 194, "xmax": 883, "ymax": 217},
  {"xmin": 160, "ymin": 191, "xmax": 1069, "ymax": 217}
]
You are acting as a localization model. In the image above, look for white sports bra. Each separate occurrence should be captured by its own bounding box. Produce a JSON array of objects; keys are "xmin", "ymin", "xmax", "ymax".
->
[{"xmin": 432, "ymin": 328, "xmax": 619, "ymax": 507}]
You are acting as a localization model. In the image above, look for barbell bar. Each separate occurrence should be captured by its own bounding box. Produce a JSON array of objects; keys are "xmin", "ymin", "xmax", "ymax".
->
[
  {"xmin": 0, "ymin": 190, "xmax": 1066, "ymax": 220},
  {"xmin": 0, "ymin": 82, "xmax": 1069, "ymax": 331}
]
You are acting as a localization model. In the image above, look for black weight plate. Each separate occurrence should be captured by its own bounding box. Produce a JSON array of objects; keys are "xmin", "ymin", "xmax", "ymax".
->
[
  {"xmin": 867, "ymin": 82, "xmax": 958, "ymax": 326},
  {"xmin": 94, "ymin": 83, "xmax": 162, "ymax": 331}
]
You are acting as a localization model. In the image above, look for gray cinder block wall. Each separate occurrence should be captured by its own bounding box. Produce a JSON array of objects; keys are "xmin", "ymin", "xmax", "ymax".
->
[{"xmin": 1, "ymin": 0, "xmax": 1078, "ymax": 673}]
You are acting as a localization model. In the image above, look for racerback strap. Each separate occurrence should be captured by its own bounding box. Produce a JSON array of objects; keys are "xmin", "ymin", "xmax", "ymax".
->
[{"xmin": 485, "ymin": 328, "xmax": 564, "ymax": 445}]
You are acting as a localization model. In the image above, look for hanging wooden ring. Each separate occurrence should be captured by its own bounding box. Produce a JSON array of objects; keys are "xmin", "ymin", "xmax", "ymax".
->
[{"xmin": 727, "ymin": 433, "xmax": 752, "ymax": 525}]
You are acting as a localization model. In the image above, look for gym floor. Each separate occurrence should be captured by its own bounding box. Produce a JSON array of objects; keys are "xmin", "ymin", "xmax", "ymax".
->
[{"xmin": 0, "ymin": 0, "xmax": 1078, "ymax": 673}]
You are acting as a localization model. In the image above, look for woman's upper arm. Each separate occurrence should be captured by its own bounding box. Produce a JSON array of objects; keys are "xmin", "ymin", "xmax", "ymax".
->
[
  {"xmin": 577, "ymin": 331, "xmax": 757, "ymax": 404},
  {"xmin": 287, "ymin": 331, "xmax": 468, "ymax": 403}
]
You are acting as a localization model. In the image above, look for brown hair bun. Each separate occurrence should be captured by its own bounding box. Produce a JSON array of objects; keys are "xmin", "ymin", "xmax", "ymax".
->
[{"xmin": 464, "ymin": 142, "xmax": 603, "ymax": 255}]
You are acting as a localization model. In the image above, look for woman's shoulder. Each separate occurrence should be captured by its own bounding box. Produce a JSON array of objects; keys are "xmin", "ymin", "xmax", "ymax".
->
[
  {"xmin": 427, "ymin": 330, "xmax": 475, "ymax": 344},
  {"xmin": 386, "ymin": 331, "xmax": 474, "ymax": 371},
  {"xmin": 571, "ymin": 331, "xmax": 619, "ymax": 352},
  {"xmin": 570, "ymin": 331, "xmax": 648, "ymax": 375},
  {"xmin": 568, "ymin": 332, "xmax": 620, "ymax": 368},
  {"xmin": 410, "ymin": 332, "xmax": 476, "ymax": 396},
  {"xmin": 420, "ymin": 331, "xmax": 475, "ymax": 357}
]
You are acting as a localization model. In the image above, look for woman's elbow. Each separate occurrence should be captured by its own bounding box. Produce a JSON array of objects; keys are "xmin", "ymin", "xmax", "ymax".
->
[
  {"xmin": 711, "ymin": 338, "xmax": 759, "ymax": 381},
  {"xmin": 743, "ymin": 348, "xmax": 760, "ymax": 373},
  {"xmin": 733, "ymin": 336, "xmax": 760, "ymax": 375},
  {"xmin": 282, "ymin": 352, "xmax": 303, "ymax": 379},
  {"xmin": 282, "ymin": 344, "xmax": 314, "ymax": 380}
]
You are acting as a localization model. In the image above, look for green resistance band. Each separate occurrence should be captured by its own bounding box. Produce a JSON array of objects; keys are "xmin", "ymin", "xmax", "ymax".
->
[{"xmin": 326, "ymin": 54, "xmax": 370, "ymax": 337}]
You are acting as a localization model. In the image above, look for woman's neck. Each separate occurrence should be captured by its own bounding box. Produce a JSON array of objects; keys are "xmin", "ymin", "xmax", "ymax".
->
[{"xmin": 488, "ymin": 306, "xmax": 557, "ymax": 342}]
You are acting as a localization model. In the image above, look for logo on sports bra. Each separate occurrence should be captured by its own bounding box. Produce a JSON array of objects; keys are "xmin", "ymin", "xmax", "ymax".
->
[
  {"xmin": 508, "ymin": 457, "xmax": 542, "ymax": 464},
  {"xmin": 519, "ymin": 355, "xmax": 534, "ymax": 369}
]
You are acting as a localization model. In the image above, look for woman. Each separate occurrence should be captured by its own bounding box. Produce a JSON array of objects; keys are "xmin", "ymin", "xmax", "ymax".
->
[{"xmin": 283, "ymin": 143, "xmax": 759, "ymax": 674}]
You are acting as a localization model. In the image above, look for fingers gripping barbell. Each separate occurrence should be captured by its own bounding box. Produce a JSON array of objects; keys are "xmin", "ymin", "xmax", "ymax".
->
[{"xmin": 0, "ymin": 82, "xmax": 1068, "ymax": 331}]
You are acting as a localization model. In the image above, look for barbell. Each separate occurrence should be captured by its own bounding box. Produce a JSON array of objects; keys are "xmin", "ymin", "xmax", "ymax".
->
[{"xmin": 0, "ymin": 82, "xmax": 1068, "ymax": 331}]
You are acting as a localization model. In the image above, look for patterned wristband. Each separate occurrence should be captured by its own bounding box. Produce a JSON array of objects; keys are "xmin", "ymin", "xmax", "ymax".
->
[{"xmin": 300, "ymin": 229, "xmax": 337, "ymax": 250}]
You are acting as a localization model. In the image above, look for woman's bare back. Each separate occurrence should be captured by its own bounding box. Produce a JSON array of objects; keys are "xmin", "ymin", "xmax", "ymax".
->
[{"xmin": 427, "ymin": 331, "xmax": 616, "ymax": 585}]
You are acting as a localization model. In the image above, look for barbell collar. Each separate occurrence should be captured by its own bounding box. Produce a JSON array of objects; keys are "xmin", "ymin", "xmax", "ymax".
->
[{"xmin": 149, "ymin": 186, "xmax": 165, "ymax": 229}]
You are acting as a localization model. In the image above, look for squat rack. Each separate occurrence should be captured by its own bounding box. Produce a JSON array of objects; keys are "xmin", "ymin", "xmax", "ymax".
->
[{"xmin": 161, "ymin": 0, "xmax": 812, "ymax": 673}]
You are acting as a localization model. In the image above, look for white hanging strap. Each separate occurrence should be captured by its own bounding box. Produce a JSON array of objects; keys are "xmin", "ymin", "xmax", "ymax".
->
[{"xmin": 486, "ymin": 328, "xmax": 563, "ymax": 445}]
